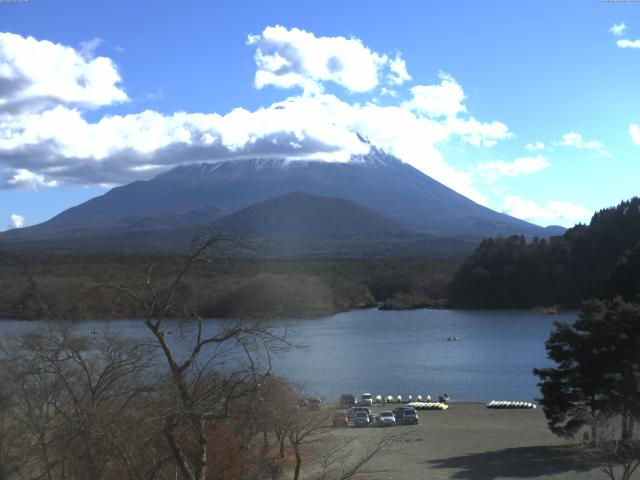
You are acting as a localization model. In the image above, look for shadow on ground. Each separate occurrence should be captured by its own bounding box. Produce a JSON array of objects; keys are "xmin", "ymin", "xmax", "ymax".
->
[{"xmin": 426, "ymin": 445, "xmax": 592, "ymax": 479}]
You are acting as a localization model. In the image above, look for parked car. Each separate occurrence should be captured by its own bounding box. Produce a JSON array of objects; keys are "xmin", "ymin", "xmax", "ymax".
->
[
  {"xmin": 393, "ymin": 407, "xmax": 419, "ymax": 425},
  {"xmin": 347, "ymin": 406, "xmax": 373, "ymax": 423},
  {"xmin": 307, "ymin": 397, "xmax": 322, "ymax": 411},
  {"xmin": 377, "ymin": 410, "xmax": 396, "ymax": 427},
  {"xmin": 360, "ymin": 393, "xmax": 373, "ymax": 406},
  {"xmin": 353, "ymin": 411, "xmax": 370, "ymax": 427},
  {"xmin": 332, "ymin": 410, "xmax": 349, "ymax": 428}
]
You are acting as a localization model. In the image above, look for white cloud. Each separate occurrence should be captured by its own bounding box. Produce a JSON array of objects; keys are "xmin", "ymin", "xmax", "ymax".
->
[
  {"xmin": 0, "ymin": 30, "xmax": 513, "ymax": 206},
  {"xmin": 9, "ymin": 213, "xmax": 24, "ymax": 229},
  {"xmin": 388, "ymin": 53, "xmax": 411, "ymax": 85},
  {"xmin": 247, "ymin": 25, "xmax": 407, "ymax": 94},
  {"xmin": 0, "ymin": 32, "xmax": 128, "ymax": 114},
  {"xmin": 0, "ymin": 92, "xmax": 506, "ymax": 203},
  {"xmin": 79, "ymin": 37, "xmax": 103, "ymax": 59},
  {"xmin": 445, "ymin": 116, "xmax": 510, "ymax": 148},
  {"xmin": 617, "ymin": 39, "xmax": 640, "ymax": 48},
  {"xmin": 378, "ymin": 87, "xmax": 397, "ymax": 97},
  {"xmin": 610, "ymin": 23, "xmax": 627, "ymax": 36},
  {"xmin": 630, "ymin": 124, "xmax": 640, "ymax": 146},
  {"xmin": 501, "ymin": 195, "xmax": 591, "ymax": 227},
  {"xmin": 525, "ymin": 141, "xmax": 545, "ymax": 151},
  {"xmin": 403, "ymin": 72, "xmax": 466, "ymax": 118},
  {"xmin": 5, "ymin": 169, "xmax": 59, "ymax": 190},
  {"xmin": 477, "ymin": 155, "xmax": 550, "ymax": 183},
  {"xmin": 557, "ymin": 132, "xmax": 610, "ymax": 156}
]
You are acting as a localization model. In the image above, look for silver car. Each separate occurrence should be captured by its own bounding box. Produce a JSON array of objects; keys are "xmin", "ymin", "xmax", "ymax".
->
[
  {"xmin": 377, "ymin": 410, "xmax": 396, "ymax": 427},
  {"xmin": 353, "ymin": 411, "xmax": 371, "ymax": 427}
]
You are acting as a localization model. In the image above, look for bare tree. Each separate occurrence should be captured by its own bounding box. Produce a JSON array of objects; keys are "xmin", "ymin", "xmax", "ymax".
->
[
  {"xmin": 312, "ymin": 432, "xmax": 404, "ymax": 480},
  {"xmin": 285, "ymin": 409, "xmax": 333, "ymax": 480},
  {"xmin": 109, "ymin": 237, "xmax": 292, "ymax": 480},
  {"xmin": 0, "ymin": 386, "xmax": 21, "ymax": 480},
  {"xmin": 253, "ymin": 375, "xmax": 300, "ymax": 459},
  {"xmin": 579, "ymin": 415, "xmax": 640, "ymax": 480},
  {"xmin": 0, "ymin": 323, "xmax": 165, "ymax": 480}
]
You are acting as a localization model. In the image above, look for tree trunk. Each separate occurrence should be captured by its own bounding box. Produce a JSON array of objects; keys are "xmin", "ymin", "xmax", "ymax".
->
[
  {"xmin": 292, "ymin": 444, "xmax": 301, "ymax": 480},
  {"xmin": 194, "ymin": 418, "xmax": 208, "ymax": 480},
  {"xmin": 622, "ymin": 410, "xmax": 631, "ymax": 443},
  {"xmin": 275, "ymin": 431, "xmax": 286, "ymax": 458}
]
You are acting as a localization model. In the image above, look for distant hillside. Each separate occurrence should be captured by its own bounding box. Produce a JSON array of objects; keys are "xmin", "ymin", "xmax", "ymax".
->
[
  {"xmin": 0, "ymin": 191, "xmax": 479, "ymax": 258},
  {"xmin": 2, "ymin": 148, "xmax": 560, "ymax": 246},
  {"xmin": 208, "ymin": 191, "xmax": 483, "ymax": 258},
  {"xmin": 449, "ymin": 197, "xmax": 640, "ymax": 308},
  {"xmin": 213, "ymin": 191, "xmax": 407, "ymax": 239}
]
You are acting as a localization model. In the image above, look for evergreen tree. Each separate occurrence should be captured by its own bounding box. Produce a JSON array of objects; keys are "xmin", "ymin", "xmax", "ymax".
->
[
  {"xmin": 534, "ymin": 298, "xmax": 640, "ymax": 443},
  {"xmin": 450, "ymin": 197, "xmax": 640, "ymax": 308}
]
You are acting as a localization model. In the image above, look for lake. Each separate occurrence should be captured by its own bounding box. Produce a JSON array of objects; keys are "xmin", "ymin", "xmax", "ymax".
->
[{"xmin": 0, "ymin": 308, "xmax": 576, "ymax": 403}]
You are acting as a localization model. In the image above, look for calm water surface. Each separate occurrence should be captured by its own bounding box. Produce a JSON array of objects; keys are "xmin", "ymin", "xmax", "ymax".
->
[
  {"xmin": 0, "ymin": 308, "xmax": 576, "ymax": 403},
  {"xmin": 270, "ymin": 308, "xmax": 576, "ymax": 402}
]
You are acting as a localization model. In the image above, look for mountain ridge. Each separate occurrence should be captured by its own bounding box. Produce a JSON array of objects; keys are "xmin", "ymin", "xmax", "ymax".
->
[
  {"xmin": 33, "ymin": 149, "xmax": 555, "ymax": 235},
  {"xmin": 0, "ymin": 148, "xmax": 565, "ymax": 254}
]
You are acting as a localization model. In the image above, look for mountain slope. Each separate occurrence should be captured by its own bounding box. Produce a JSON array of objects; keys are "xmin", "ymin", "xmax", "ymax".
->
[
  {"xmin": 212, "ymin": 191, "xmax": 408, "ymax": 239},
  {"xmin": 208, "ymin": 191, "xmax": 419, "ymax": 257},
  {"xmin": 26, "ymin": 148, "xmax": 554, "ymax": 239}
]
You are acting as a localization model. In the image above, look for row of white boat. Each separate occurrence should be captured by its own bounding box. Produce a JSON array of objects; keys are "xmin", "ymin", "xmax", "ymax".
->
[
  {"xmin": 486, "ymin": 401, "xmax": 537, "ymax": 409},
  {"xmin": 406, "ymin": 402, "xmax": 450, "ymax": 410},
  {"xmin": 375, "ymin": 395, "xmax": 438, "ymax": 403}
]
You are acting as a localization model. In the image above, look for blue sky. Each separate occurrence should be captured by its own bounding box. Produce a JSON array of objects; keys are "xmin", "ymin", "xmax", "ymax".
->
[{"xmin": 1, "ymin": 0, "xmax": 639, "ymax": 229}]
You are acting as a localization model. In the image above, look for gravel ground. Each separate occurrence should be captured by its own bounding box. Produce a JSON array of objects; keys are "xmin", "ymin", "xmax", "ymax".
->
[{"xmin": 312, "ymin": 403, "xmax": 606, "ymax": 480}]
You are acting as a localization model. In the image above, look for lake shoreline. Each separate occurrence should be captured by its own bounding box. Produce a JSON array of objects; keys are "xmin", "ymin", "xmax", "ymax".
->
[
  {"xmin": 0, "ymin": 305, "xmax": 578, "ymax": 323},
  {"xmin": 0, "ymin": 309, "xmax": 575, "ymax": 402}
]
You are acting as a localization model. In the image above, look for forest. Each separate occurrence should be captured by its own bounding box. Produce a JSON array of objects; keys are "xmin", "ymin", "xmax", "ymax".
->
[
  {"xmin": 448, "ymin": 197, "xmax": 640, "ymax": 308},
  {"xmin": 0, "ymin": 251, "xmax": 458, "ymax": 320}
]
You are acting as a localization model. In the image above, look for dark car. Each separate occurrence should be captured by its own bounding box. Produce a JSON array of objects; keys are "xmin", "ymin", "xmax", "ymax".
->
[
  {"xmin": 332, "ymin": 410, "xmax": 349, "ymax": 428},
  {"xmin": 307, "ymin": 397, "xmax": 322, "ymax": 411},
  {"xmin": 393, "ymin": 407, "xmax": 419, "ymax": 425},
  {"xmin": 353, "ymin": 411, "xmax": 370, "ymax": 427}
]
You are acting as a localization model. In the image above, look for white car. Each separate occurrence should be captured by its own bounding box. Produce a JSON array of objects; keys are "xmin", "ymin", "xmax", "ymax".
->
[
  {"xmin": 360, "ymin": 393, "xmax": 373, "ymax": 406},
  {"xmin": 377, "ymin": 410, "xmax": 396, "ymax": 427}
]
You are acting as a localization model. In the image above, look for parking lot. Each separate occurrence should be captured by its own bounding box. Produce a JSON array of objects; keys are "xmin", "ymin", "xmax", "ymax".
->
[
  {"xmin": 317, "ymin": 403, "xmax": 606, "ymax": 480},
  {"xmin": 336, "ymin": 402, "xmax": 422, "ymax": 428}
]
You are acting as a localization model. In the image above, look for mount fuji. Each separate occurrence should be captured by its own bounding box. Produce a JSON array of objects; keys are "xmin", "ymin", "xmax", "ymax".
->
[{"xmin": 0, "ymin": 147, "xmax": 563, "ymax": 254}]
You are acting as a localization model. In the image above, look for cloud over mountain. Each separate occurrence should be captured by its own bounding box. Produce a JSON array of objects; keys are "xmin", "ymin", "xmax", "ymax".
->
[{"xmin": 0, "ymin": 28, "xmax": 514, "ymax": 204}]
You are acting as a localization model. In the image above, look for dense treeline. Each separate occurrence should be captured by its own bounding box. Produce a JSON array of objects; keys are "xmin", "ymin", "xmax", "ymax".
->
[
  {"xmin": 0, "ymin": 252, "xmax": 458, "ymax": 320},
  {"xmin": 449, "ymin": 197, "xmax": 640, "ymax": 308}
]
